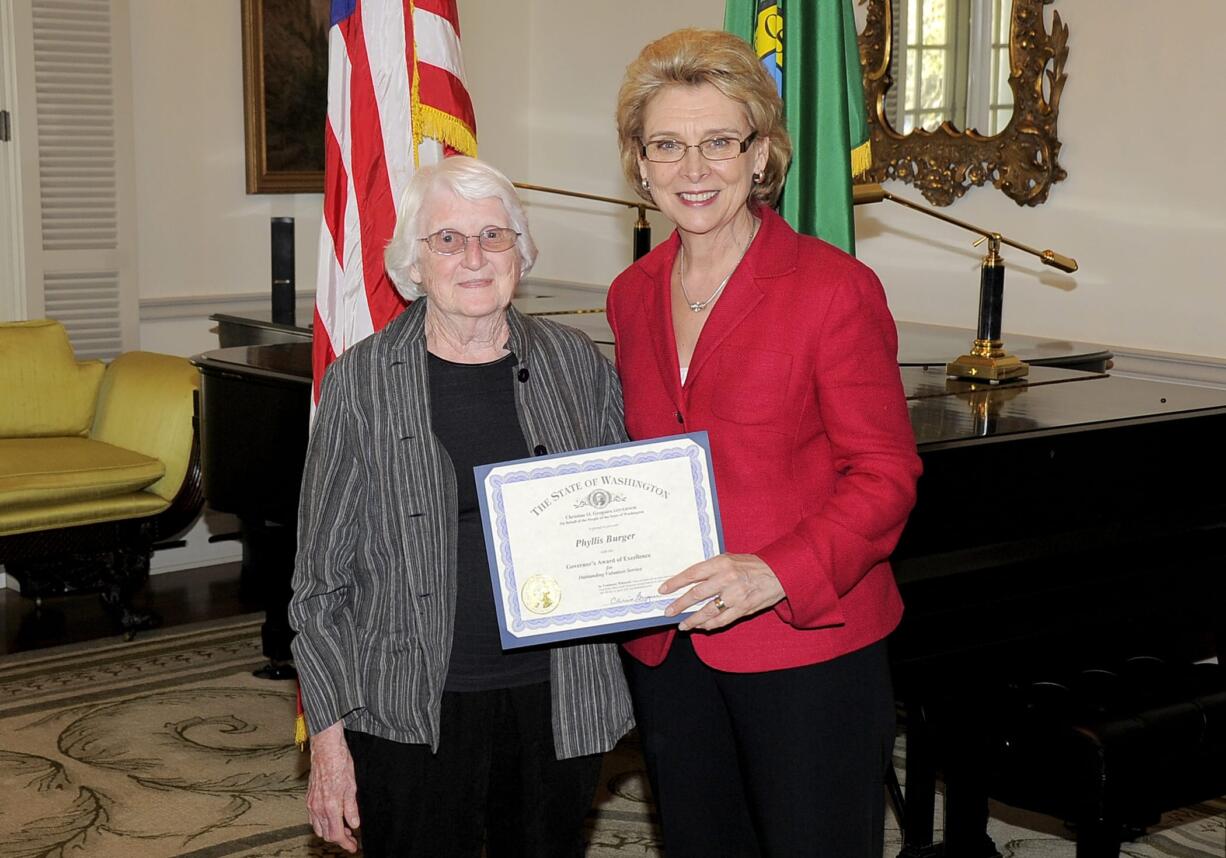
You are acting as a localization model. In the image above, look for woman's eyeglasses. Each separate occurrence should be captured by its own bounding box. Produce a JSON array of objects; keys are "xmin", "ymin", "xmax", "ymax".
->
[
  {"xmin": 419, "ymin": 227, "xmax": 520, "ymax": 255},
  {"xmin": 639, "ymin": 131, "xmax": 758, "ymax": 163}
]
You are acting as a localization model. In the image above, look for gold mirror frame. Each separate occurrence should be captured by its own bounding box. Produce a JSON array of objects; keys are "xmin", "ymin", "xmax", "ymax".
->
[{"xmin": 857, "ymin": 0, "xmax": 1069, "ymax": 206}]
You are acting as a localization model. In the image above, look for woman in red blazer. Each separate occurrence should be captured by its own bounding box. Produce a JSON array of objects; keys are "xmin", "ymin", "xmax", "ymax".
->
[{"xmin": 608, "ymin": 29, "xmax": 922, "ymax": 857}]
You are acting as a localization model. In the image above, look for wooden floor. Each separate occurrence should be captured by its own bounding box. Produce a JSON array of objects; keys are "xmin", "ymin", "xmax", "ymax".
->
[{"xmin": 0, "ymin": 562, "xmax": 257, "ymax": 656}]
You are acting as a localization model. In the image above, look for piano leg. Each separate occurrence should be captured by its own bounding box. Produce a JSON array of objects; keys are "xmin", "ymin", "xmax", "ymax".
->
[
  {"xmin": 1073, "ymin": 820, "xmax": 1123, "ymax": 858},
  {"xmin": 940, "ymin": 700, "xmax": 1001, "ymax": 858},
  {"xmin": 898, "ymin": 697, "xmax": 1002, "ymax": 858},
  {"xmin": 898, "ymin": 699, "xmax": 941, "ymax": 858},
  {"xmin": 241, "ymin": 518, "xmax": 297, "ymax": 679},
  {"xmin": 942, "ymin": 783, "xmax": 998, "ymax": 858}
]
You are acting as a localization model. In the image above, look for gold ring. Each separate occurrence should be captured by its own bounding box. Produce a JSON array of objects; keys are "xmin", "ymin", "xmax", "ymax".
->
[{"xmin": 712, "ymin": 594, "xmax": 728, "ymax": 612}]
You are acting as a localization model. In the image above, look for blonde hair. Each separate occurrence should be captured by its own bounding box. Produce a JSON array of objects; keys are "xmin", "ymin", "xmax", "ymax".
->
[
  {"xmin": 615, "ymin": 28, "xmax": 792, "ymax": 206},
  {"xmin": 384, "ymin": 157, "xmax": 537, "ymax": 300}
]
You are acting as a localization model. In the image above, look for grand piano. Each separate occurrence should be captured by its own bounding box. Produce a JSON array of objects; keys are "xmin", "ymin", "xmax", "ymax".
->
[
  {"xmin": 193, "ymin": 287, "xmax": 1226, "ymax": 854},
  {"xmin": 893, "ymin": 365, "xmax": 1226, "ymax": 854}
]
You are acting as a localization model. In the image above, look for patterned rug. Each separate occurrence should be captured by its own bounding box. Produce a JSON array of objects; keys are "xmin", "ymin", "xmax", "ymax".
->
[{"xmin": 1, "ymin": 618, "xmax": 1221, "ymax": 857}]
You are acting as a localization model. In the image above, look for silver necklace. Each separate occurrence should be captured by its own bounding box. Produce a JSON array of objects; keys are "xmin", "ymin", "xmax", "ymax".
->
[{"xmin": 678, "ymin": 219, "xmax": 757, "ymax": 313}]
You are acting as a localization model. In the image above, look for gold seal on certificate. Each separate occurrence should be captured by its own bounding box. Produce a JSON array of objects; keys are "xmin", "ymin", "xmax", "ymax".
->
[
  {"xmin": 475, "ymin": 432, "xmax": 725, "ymax": 649},
  {"xmin": 520, "ymin": 575, "xmax": 562, "ymax": 614}
]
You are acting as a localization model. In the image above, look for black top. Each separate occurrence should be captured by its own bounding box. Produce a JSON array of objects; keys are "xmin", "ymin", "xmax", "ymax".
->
[{"xmin": 427, "ymin": 351, "xmax": 550, "ymax": 692}]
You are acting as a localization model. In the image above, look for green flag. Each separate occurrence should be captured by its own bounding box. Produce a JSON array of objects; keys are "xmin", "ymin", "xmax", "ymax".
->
[{"xmin": 725, "ymin": 0, "xmax": 870, "ymax": 255}]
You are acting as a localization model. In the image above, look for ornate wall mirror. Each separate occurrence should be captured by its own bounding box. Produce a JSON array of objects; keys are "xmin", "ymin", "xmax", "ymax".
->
[{"xmin": 856, "ymin": 0, "xmax": 1069, "ymax": 206}]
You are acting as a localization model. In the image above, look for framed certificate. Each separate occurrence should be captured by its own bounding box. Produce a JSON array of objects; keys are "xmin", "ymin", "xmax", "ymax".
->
[{"xmin": 475, "ymin": 432, "xmax": 724, "ymax": 649}]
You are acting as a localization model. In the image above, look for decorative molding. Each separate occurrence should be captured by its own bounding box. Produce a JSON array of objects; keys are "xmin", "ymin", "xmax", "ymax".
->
[
  {"xmin": 1107, "ymin": 348, "xmax": 1226, "ymax": 391},
  {"xmin": 858, "ymin": 0, "xmax": 1069, "ymax": 207},
  {"xmin": 519, "ymin": 276, "xmax": 608, "ymax": 295},
  {"xmin": 137, "ymin": 277, "xmax": 608, "ymax": 323},
  {"xmin": 139, "ymin": 290, "xmax": 318, "ymax": 322}
]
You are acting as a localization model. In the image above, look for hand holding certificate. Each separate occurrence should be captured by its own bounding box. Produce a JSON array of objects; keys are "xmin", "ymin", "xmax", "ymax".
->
[{"xmin": 475, "ymin": 432, "xmax": 724, "ymax": 648}]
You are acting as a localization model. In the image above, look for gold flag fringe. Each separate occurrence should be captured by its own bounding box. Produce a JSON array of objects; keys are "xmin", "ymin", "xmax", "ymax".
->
[
  {"xmin": 414, "ymin": 103, "xmax": 478, "ymax": 158},
  {"xmin": 295, "ymin": 712, "xmax": 308, "ymax": 751},
  {"xmin": 408, "ymin": 0, "xmax": 478, "ymax": 164},
  {"xmin": 851, "ymin": 140, "xmax": 872, "ymax": 179}
]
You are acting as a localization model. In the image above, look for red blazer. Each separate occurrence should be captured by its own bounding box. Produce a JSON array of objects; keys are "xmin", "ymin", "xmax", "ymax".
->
[{"xmin": 607, "ymin": 206, "xmax": 922, "ymax": 672}]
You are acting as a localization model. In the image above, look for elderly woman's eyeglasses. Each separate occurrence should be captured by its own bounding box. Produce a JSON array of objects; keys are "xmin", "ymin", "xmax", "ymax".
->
[
  {"xmin": 419, "ymin": 227, "xmax": 520, "ymax": 255},
  {"xmin": 639, "ymin": 131, "xmax": 758, "ymax": 163}
]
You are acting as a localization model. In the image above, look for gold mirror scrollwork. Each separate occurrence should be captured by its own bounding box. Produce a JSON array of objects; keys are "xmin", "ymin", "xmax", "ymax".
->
[{"xmin": 857, "ymin": 0, "xmax": 1069, "ymax": 207}]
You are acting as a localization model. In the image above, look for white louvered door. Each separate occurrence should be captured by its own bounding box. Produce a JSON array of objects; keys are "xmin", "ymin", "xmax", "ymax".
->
[{"xmin": 3, "ymin": 0, "xmax": 136, "ymax": 359}]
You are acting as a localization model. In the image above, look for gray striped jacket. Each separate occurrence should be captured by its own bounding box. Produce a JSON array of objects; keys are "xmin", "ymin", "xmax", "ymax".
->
[{"xmin": 289, "ymin": 299, "xmax": 635, "ymax": 758}]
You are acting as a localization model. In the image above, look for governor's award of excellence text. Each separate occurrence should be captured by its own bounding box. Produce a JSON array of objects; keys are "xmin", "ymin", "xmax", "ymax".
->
[{"xmin": 475, "ymin": 432, "xmax": 724, "ymax": 648}]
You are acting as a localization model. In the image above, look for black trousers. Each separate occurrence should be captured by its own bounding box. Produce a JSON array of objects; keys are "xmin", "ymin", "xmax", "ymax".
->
[
  {"xmin": 624, "ymin": 635, "xmax": 896, "ymax": 858},
  {"xmin": 344, "ymin": 681, "xmax": 602, "ymax": 858}
]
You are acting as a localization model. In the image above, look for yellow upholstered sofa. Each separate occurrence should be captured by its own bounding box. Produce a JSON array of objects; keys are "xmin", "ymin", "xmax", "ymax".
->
[{"xmin": 0, "ymin": 319, "xmax": 203, "ymax": 636}]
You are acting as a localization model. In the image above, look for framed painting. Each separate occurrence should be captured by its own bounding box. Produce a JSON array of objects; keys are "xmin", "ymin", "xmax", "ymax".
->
[{"xmin": 241, "ymin": 0, "xmax": 330, "ymax": 194}]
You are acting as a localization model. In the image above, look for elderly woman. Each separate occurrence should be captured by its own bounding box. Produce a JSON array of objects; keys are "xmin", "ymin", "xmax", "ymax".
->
[
  {"xmin": 289, "ymin": 156, "xmax": 633, "ymax": 857},
  {"xmin": 607, "ymin": 29, "xmax": 923, "ymax": 857}
]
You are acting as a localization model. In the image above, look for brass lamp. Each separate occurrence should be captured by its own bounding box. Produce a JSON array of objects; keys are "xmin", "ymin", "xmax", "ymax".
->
[{"xmin": 854, "ymin": 184, "xmax": 1078, "ymax": 382}]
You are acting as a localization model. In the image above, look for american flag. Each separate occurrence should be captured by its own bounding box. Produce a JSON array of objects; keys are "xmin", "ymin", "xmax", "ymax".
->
[
  {"xmin": 311, "ymin": 0, "xmax": 477, "ymax": 403},
  {"xmin": 297, "ymin": 0, "xmax": 475, "ymax": 748}
]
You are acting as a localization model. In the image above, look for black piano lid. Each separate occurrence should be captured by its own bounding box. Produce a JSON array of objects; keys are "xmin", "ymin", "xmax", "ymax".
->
[
  {"xmin": 895, "ymin": 322, "xmax": 1112, "ymax": 369},
  {"xmin": 192, "ymin": 342, "xmax": 313, "ymax": 387},
  {"xmin": 190, "ymin": 342, "xmax": 1226, "ymax": 448},
  {"xmin": 905, "ymin": 365, "xmax": 1226, "ymax": 448}
]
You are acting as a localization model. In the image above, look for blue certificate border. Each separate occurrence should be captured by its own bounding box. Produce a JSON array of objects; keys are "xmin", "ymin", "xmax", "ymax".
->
[{"xmin": 475, "ymin": 431, "xmax": 724, "ymax": 649}]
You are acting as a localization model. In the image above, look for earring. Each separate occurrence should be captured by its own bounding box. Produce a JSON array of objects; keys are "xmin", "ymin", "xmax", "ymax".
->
[
  {"xmin": 641, "ymin": 177, "xmax": 650, "ymax": 190},
  {"xmin": 753, "ymin": 171, "xmax": 764, "ymax": 184}
]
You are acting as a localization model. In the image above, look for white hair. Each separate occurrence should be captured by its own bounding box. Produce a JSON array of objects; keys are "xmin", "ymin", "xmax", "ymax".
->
[{"xmin": 384, "ymin": 156, "xmax": 538, "ymax": 300}]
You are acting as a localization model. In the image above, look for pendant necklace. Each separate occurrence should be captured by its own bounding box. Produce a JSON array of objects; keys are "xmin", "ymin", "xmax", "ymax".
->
[{"xmin": 678, "ymin": 218, "xmax": 758, "ymax": 313}]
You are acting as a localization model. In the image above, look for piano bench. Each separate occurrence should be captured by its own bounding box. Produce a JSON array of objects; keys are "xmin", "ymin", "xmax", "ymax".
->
[{"xmin": 985, "ymin": 655, "xmax": 1226, "ymax": 858}]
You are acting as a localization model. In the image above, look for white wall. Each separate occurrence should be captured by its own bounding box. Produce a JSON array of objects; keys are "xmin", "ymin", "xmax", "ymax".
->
[
  {"xmin": 129, "ymin": 0, "xmax": 322, "ymax": 358},
  {"xmin": 461, "ymin": 0, "xmax": 722, "ymax": 287},
  {"xmin": 131, "ymin": 0, "xmax": 1225, "ymax": 360}
]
